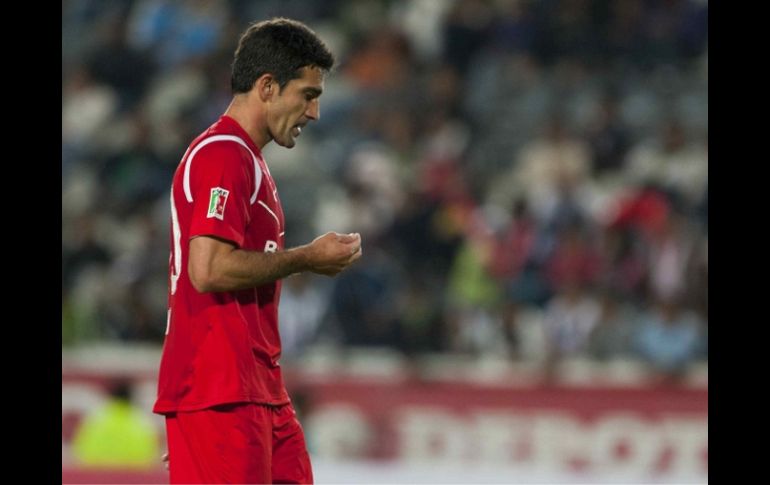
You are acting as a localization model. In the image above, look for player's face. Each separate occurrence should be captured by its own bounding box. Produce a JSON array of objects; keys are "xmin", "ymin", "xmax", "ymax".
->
[{"xmin": 267, "ymin": 66, "xmax": 324, "ymax": 148}]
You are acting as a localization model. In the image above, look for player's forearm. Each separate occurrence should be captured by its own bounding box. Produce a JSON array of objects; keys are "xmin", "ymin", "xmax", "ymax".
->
[{"xmin": 197, "ymin": 245, "xmax": 311, "ymax": 292}]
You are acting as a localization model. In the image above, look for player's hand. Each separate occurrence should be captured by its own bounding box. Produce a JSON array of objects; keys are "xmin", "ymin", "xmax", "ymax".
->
[
  {"xmin": 305, "ymin": 232, "xmax": 362, "ymax": 276},
  {"xmin": 162, "ymin": 451, "xmax": 169, "ymax": 471}
]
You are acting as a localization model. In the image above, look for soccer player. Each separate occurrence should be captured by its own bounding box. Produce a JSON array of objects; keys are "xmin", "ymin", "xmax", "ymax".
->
[{"xmin": 153, "ymin": 18, "xmax": 362, "ymax": 484}]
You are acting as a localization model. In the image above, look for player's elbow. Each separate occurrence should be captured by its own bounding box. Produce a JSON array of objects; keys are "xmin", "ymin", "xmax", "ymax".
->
[
  {"xmin": 188, "ymin": 261, "xmax": 220, "ymax": 293},
  {"xmin": 188, "ymin": 236, "xmax": 237, "ymax": 293}
]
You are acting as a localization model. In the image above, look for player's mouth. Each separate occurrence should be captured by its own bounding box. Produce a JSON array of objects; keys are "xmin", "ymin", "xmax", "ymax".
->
[{"xmin": 291, "ymin": 125, "xmax": 302, "ymax": 137}]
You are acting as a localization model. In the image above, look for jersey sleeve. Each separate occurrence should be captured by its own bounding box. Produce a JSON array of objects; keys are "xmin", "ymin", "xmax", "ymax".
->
[{"xmin": 188, "ymin": 142, "xmax": 256, "ymax": 248}]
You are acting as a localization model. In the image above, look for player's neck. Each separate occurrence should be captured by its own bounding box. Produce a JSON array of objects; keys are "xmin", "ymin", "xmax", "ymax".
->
[{"xmin": 224, "ymin": 96, "xmax": 271, "ymax": 150}]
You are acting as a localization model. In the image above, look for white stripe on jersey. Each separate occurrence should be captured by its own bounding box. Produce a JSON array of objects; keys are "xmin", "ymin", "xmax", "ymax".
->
[
  {"xmin": 182, "ymin": 135, "xmax": 262, "ymax": 205},
  {"xmin": 170, "ymin": 189, "xmax": 182, "ymax": 294},
  {"xmin": 258, "ymin": 200, "xmax": 280, "ymax": 225}
]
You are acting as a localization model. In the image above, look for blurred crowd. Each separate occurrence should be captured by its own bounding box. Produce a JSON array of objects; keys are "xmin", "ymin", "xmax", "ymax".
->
[{"xmin": 63, "ymin": 0, "xmax": 708, "ymax": 377}]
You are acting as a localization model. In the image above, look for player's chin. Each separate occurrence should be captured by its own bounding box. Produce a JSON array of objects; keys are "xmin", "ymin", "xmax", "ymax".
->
[{"xmin": 277, "ymin": 135, "xmax": 296, "ymax": 148}]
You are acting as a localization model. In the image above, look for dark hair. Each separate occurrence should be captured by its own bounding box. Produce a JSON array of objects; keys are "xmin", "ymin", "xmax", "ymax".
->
[{"xmin": 231, "ymin": 18, "xmax": 335, "ymax": 94}]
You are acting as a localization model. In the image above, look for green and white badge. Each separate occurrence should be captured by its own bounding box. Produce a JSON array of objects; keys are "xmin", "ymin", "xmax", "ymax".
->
[{"xmin": 207, "ymin": 187, "xmax": 230, "ymax": 220}]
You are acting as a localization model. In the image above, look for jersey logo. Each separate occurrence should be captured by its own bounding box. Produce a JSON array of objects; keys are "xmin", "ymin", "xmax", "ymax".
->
[
  {"xmin": 207, "ymin": 187, "xmax": 229, "ymax": 220},
  {"xmin": 264, "ymin": 240, "xmax": 278, "ymax": 253}
]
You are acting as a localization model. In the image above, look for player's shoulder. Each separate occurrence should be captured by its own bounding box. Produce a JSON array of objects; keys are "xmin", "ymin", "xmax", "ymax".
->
[
  {"xmin": 187, "ymin": 117, "xmax": 253, "ymax": 156},
  {"xmin": 193, "ymin": 132, "xmax": 253, "ymax": 158},
  {"xmin": 187, "ymin": 133, "xmax": 256, "ymax": 174}
]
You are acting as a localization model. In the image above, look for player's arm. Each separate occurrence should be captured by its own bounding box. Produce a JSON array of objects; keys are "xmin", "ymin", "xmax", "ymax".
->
[{"xmin": 188, "ymin": 232, "xmax": 362, "ymax": 293}]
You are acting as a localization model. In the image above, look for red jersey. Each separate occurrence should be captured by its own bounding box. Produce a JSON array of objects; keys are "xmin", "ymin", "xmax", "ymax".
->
[{"xmin": 154, "ymin": 115, "xmax": 289, "ymax": 414}]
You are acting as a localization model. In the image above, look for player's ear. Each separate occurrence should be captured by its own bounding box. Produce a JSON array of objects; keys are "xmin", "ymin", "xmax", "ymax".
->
[{"xmin": 255, "ymin": 74, "xmax": 275, "ymax": 102}]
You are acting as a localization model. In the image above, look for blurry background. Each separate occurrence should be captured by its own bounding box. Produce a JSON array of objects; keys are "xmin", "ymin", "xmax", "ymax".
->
[{"xmin": 62, "ymin": 0, "xmax": 707, "ymax": 483}]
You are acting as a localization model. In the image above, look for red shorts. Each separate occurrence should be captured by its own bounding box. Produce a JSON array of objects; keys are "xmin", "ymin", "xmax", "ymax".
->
[{"xmin": 165, "ymin": 402, "xmax": 313, "ymax": 484}]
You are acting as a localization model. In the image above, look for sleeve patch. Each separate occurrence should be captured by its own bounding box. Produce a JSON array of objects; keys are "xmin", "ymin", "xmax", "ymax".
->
[{"xmin": 207, "ymin": 187, "xmax": 230, "ymax": 220}]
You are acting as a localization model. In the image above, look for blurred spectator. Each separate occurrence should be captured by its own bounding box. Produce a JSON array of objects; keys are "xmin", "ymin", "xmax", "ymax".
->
[
  {"xmin": 97, "ymin": 112, "xmax": 173, "ymax": 216},
  {"xmin": 608, "ymin": 185, "xmax": 671, "ymax": 240},
  {"xmin": 388, "ymin": 175, "xmax": 469, "ymax": 279},
  {"xmin": 544, "ymin": 222, "xmax": 602, "ymax": 293},
  {"xmin": 586, "ymin": 92, "xmax": 631, "ymax": 175},
  {"xmin": 343, "ymin": 26, "xmax": 413, "ymax": 91},
  {"xmin": 586, "ymin": 289, "xmax": 639, "ymax": 360},
  {"xmin": 542, "ymin": 280, "xmax": 601, "ymax": 360},
  {"xmin": 645, "ymin": 211, "xmax": 696, "ymax": 303},
  {"xmin": 279, "ymin": 273, "xmax": 332, "ymax": 359},
  {"xmin": 491, "ymin": 199, "xmax": 551, "ymax": 307},
  {"xmin": 72, "ymin": 379, "xmax": 160, "ymax": 469},
  {"xmin": 493, "ymin": 115, "xmax": 592, "ymax": 224},
  {"xmin": 62, "ymin": 214, "xmax": 112, "ymax": 288},
  {"xmin": 98, "ymin": 209, "xmax": 168, "ymax": 342},
  {"xmin": 62, "ymin": 66, "xmax": 118, "ymax": 153},
  {"xmin": 447, "ymin": 304, "xmax": 507, "ymax": 356},
  {"xmin": 632, "ymin": 297, "xmax": 703, "ymax": 376},
  {"xmin": 595, "ymin": 224, "xmax": 647, "ymax": 302},
  {"xmin": 446, "ymin": 214, "xmax": 507, "ymax": 354},
  {"xmin": 624, "ymin": 118, "xmax": 708, "ymax": 210},
  {"xmin": 327, "ymin": 247, "xmax": 405, "ymax": 349},
  {"xmin": 490, "ymin": 199, "xmax": 540, "ymax": 281},
  {"xmin": 342, "ymin": 144, "xmax": 406, "ymax": 240},
  {"xmin": 448, "ymin": 217, "xmax": 502, "ymax": 311},
  {"xmin": 500, "ymin": 299, "xmax": 548, "ymax": 361},
  {"xmin": 87, "ymin": 15, "xmax": 156, "ymax": 111},
  {"xmin": 399, "ymin": 273, "xmax": 447, "ymax": 354}
]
